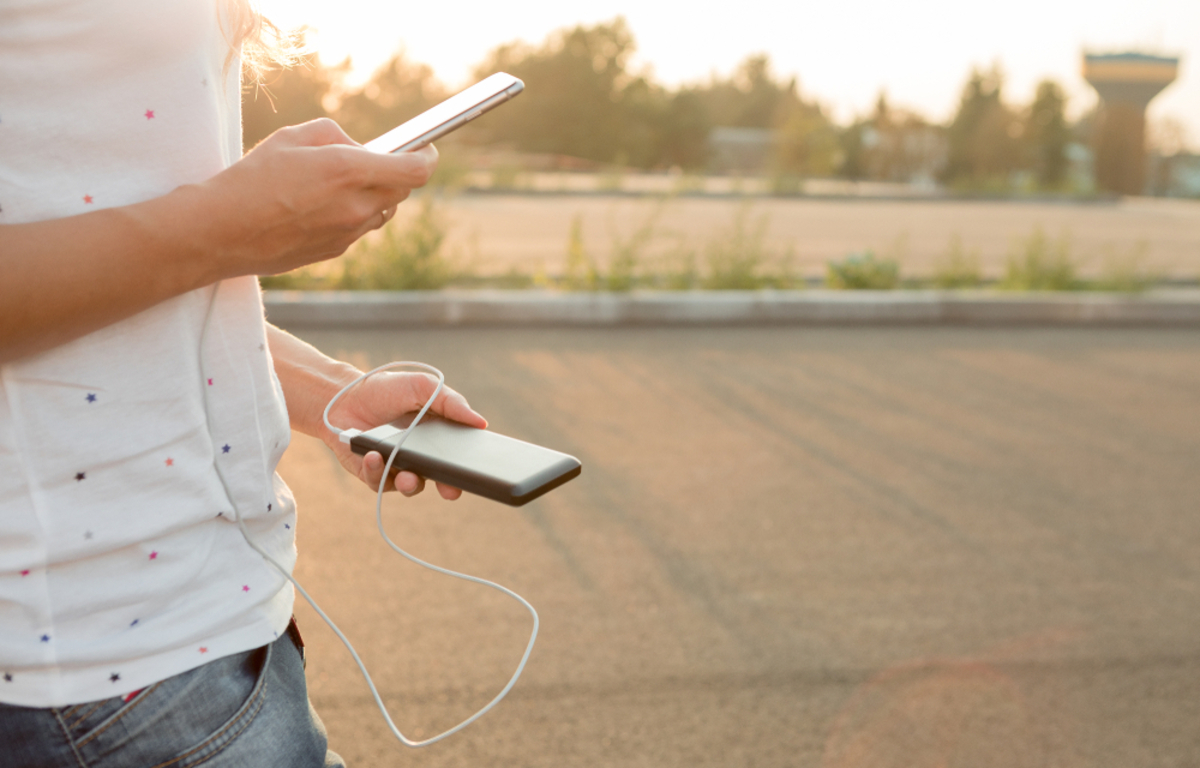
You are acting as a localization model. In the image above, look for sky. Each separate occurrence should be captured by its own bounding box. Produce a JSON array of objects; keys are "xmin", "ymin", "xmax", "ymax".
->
[{"xmin": 257, "ymin": 0, "xmax": 1200, "ymax": 148}]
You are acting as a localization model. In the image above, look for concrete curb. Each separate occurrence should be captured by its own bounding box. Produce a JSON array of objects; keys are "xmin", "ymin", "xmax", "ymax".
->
[{"xmin": 263, "ymin": 289, "xmax": 1200, "ymax": 328}]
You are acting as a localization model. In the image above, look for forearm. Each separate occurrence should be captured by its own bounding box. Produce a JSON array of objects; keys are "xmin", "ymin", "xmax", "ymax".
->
[
  {"xmin": 266, "ymin": 323, "xmax": 361, "ymax": 442},
  {"xmin": 0, "ymin": 185, "xmax": 228, "ymax": 364},
  {"xmin": 0, "ymin": 122, "xmax": 435, "ymax": 366}
]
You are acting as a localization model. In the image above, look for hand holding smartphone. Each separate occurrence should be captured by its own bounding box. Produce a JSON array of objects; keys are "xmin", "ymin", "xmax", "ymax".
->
[{"xmin": 364, "ymin": 72, "xmax": 524, "ymax": 154}]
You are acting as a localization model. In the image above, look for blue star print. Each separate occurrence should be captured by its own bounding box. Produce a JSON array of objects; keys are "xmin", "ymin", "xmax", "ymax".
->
[
  {"xmin": 86, "ymin": 393, "xmax": 96, "ymax": 403},
  {"xmin": 222, "ymin": 444, "xmax": 231, "ymax": 454}
]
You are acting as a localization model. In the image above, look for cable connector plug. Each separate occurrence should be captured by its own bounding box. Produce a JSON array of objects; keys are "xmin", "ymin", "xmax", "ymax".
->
[{"xmin": 338, "ymin": 428, "xmax": 363, "ymax": 445}]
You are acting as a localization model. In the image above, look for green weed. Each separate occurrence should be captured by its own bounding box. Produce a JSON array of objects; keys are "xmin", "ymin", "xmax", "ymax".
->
[
  {"xmin": 1001, "ymin": 226, "xmax": 1078, "ymax": 290},
  {"xmin": 826, "ymin": 251, "xmax": 900, "ymax": 289},
  {"xmin": 702, "ymin": 204, "xmax": 770, "ymax": 290},
  {"xmin": 336, "ymin": 196, "xmax": 455, "ymax": 289},
  {"xmin": 932, "ymin": 235, "xmax": 983, "ymax": 288},
  {"xmin": 562, "ymin": 215, "xmax": 601, "ymax": 290},
  {"xmin": 1093, "ymin": 242, "xmax": 1157, "ymax": 292}
]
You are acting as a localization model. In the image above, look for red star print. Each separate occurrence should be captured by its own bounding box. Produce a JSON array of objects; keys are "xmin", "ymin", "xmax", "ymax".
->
[
  {"xmin": 149, "ymin": 551, "xmax": 158, "ymax": 560},
  {"xmin": 83, "ymin": 195, "xmax": 93, "ymax": 204},
  {"xmin": 242, "ymin": 585, "xmax": 250, "ymax": 592},
  {"xmin": 207, "ymin": 378, "xmax": 213, "ymax": 386},
  {"xmin": 20, "ymin": 570, "xmax": 29, "ymax": 577},
  {"xmin": 199, "ymin": 647, "xmax": 208, "ymax": 654},
  {"xmin": 145, "ymin": 109, "xmax": 155, "ymax": 119},
  {"xmin": 165, "ymin": 458, "xmax": 174, "ymax": 467}
]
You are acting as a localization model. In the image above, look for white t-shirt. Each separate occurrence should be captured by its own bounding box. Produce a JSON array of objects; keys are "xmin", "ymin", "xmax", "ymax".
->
[{"xmin": 0, "ymin": 0, "xmax": 297, "ymax": 707}]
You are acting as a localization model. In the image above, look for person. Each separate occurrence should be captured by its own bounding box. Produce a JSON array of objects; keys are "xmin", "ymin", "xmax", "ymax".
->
[{"xmin": 0, "ymin": 1, "xmax": 484, "ymax": 765}]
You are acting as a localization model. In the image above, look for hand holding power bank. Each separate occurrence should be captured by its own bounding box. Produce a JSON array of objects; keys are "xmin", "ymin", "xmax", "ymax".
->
[
  {"xmin": 364, "ymin": 72, "xmax": 524, "ymax": 154},
  {"xmin": 350, "ymin": 413, "xmax": 582, "ymax": 507}
]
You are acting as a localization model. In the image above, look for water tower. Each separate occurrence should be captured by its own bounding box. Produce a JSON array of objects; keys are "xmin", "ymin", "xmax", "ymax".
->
[{"xmin": 1083, "ymin": 52, "xmax": 1178, "ymax": 195}]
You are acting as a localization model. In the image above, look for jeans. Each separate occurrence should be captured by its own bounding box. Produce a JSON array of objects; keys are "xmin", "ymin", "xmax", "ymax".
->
[{"xmin": 0, "ymin": 629, "xmax": 344, "ymax": 768}]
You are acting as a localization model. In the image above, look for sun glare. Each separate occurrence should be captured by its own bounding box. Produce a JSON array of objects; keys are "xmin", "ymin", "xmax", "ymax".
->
[{"xmin": 255, "ymin": 0, "xmax": 1199, "ymax": 138}]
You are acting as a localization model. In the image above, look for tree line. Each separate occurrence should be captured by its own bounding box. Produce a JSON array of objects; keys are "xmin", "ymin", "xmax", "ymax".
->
[{"xmin": 243, "ymin": 18, "xmax": 1077, "ymax": 190}]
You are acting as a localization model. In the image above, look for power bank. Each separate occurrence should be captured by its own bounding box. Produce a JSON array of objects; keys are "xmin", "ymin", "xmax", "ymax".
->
[{"xmin": 349, "ymin": 413, "xmax": 581, "ymax": 506}]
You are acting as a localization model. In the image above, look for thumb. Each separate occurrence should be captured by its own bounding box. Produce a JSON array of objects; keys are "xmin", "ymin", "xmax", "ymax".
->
[{"xmin": 273, "ymin": 117, "xmax": 359, "ymax": 149}]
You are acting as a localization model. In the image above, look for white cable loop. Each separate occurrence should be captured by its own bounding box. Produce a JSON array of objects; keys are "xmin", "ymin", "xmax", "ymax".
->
[{"xmin": 237, "ymin": 361, "xmax": 538, "ymax": 748}]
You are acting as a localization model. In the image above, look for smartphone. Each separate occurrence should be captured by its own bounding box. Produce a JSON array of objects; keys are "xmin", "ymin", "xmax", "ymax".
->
[
  {"xmin": 350, "ymin": 413, "xmax": 582, "ymax": 507},
  {"xmin": 363, "ymin": 72, "xmax": 524, "ymax": 154}
]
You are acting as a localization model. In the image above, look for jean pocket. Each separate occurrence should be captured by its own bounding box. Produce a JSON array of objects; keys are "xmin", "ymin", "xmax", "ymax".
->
[{"xmin": 70, "ymin": 643, "xmax": 271, "ymax": 768}]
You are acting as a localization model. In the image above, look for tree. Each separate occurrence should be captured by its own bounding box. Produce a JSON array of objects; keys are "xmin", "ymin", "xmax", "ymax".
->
[
  {"xmin": 775, "ymin": 101, "xmax": 840, "ymax": 177},
  {"xmin": 692, "ymin": 54, "xmax": 800, "ymax": 130},
  {"xmin": 943, "ymin": 66, "xmax": 1022, "ymax": 188},
  {"xmin": 1024, "ymin": 80, "xmax": 1069, "ymax": 188},
  {"xmin": 335, "ymin": 55, "xmax": 445, "ymax": 143},
  {"xmin": 657, "ymin": 89, "xmax": 712, "ymax": 170},
  {"xmin": 838, "ymin": 92, "xmax": 945, "ymax": 183},
  {"xmin": 470, "ymin": 18, "xmax": 651, "ymax": 164}
]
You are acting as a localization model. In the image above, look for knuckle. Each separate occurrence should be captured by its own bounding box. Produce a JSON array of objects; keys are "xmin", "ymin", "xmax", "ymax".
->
[{"xmin": 329, "ymin": 153, "xmax": 367, "ymax": 187}]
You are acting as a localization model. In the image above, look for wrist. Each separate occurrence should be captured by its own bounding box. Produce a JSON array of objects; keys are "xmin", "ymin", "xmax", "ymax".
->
[
  {"xmin": 266, "ymin": 325, "xmax": 363, "ymax": 441},
  {"xmin": 162, "ymin": 183, "xmax": 245, "ymax": 284}
]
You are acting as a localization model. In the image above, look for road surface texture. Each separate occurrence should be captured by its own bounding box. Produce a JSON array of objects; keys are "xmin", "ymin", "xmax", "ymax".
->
[
  {"xmin": 275, "ymin": 326, "xmax": 1200, "ymax": 768},
  {"xmin": 389, "ymin": 194, "xmax": 1200, "ymax": 280}
]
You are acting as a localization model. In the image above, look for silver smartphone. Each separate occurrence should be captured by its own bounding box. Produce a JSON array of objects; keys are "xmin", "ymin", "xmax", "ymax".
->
[
  {"xmin": 363, "ymin": 72, "xmax": 524, "ymax": 154},
  {"xmin": 350, "ymin": 413, "xmax": 582, "ymax": 507}
]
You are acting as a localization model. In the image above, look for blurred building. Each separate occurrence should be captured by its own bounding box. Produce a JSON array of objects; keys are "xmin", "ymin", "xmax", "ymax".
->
[
  {"xmin": 1082, "ymin": 52, "xmax": 1179, "ymax": 195},
  {"xmin": 857, "ymin": 118, "xmax": 947, "ymax": 185},
  {"xmin": 1147, "ymin": 152, "xmax": 1200, "ymax": 198},
  {"xmin": 708, "ymin": 127, "xmax": 775, "ymax": 175}
]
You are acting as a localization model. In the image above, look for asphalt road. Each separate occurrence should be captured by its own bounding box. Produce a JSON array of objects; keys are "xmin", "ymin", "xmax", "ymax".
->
[{"xmin": 276, "ymin": 326, "xmax": 1200, "ymax": 768}]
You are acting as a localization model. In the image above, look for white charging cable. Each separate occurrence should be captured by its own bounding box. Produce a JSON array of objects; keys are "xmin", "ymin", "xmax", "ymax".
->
[{"xmin": 235, "ymin": 361, "xmax": 538, "ymax": 747}]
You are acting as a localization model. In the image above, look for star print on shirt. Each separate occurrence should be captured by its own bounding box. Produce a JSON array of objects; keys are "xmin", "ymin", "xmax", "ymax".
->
[
  {"xmin": 149, "ymin": 551, "xmax": 158, "ymax": 560},
  {"xmin": 130, "ymin": 619, "xmax": 139, "ymax": 627},
  {"xmin": 207, "ymin": 378, "xmax": 213, "ymax": 386},
  {"xmin": 267, "ymin": 503, "xmax": 272, "ymax": 511},
  {"xmin": 83, "ymin": 195, "xmax": 93, "ymax": 204},
  {"xmin": 242, "ymin": 585, "xmax": 250, "ymax": 592},
  {"xmin": 20, "ymin": 570, "xmax": 29, "ymax": 577},
  {"xmin": 86, "ymin": 393, "xmax": 97, "ymax": 403},
  {"xmin": 144, "ymin": 109, "xmax": 155, "ymax": 119},
  {"xmin": 222, "ymin": 444, "xmax": 231, "ymax": 454},
  {"xmin": 40, "ymin": 635, "xmax": 50, "ymax": 643},
  {"xmin": 3, "ymin": 673, "xmax": 11, "ymax": 682},
  {"xmin": 110, "ymin": 673, "xmax": 120, "ymax": 683},
  {"xmin": 165, "ymin": 457, "xmax": 174, "ymax": 467},
  {"xmin": 75, "ymin": 472, "xmax": 86, "ymax": 482},
  {"xmin": 199, "ymin": 647, "xmax": 208, "ymax": 654}
]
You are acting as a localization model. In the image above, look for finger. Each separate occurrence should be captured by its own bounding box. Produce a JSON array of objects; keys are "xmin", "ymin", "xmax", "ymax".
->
[
  {"xmin": 435, "ymin": 482, "xmax": 463, "ymax": 501},
  {"xmin": 432, "ymin": 386, "xmax": 488, "ymax": 429},
  {"xmin": 344, "ymin": 191, "xmax": 411, "ymax": 244},
  {"xmin": 368, "ymin": 208, "xmax": 388, "ymax": 231},
  {"xmin": 277, "ymin": 117, "xmax": 360, "ymax": 148},
  {"xmin": 400, "ymin": 373, "xmax": 486, "ymax": 428},
  {"xmin": 360, "ymin": 451, "xmax": 388, "ymax": 492},
  {"xmin": 395, "ymin": 471, "xmax": 426, "ymax": 497},
  {"xmin": 355, "ymin": 143, "xmax": 439, "ymax": 189}
]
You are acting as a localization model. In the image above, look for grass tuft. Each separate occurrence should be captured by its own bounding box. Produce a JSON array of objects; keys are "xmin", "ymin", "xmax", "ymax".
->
[{"xmin": 826, "ymin": 251, "xmax": 900, "ymax": 289}]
